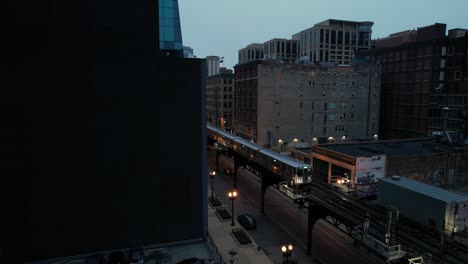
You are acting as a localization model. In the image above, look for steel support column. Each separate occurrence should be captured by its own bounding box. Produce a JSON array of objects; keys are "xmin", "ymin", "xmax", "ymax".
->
[
  {"xmin": 260, "ymin": 171, "xmax": 279, "ymax": 214},
  {"xmin": 306, "ymin": 203, "xmax": 329, "ymax": 256},
  {"xmin": 215, "ymin": 149, "xmax": 221, "ymax": 172}
]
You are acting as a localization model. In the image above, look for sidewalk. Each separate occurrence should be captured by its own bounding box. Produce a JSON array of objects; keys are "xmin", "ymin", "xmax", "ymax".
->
[{"xmin": 207, "ymin": 200, "xmax": 273, "ymax": 264}]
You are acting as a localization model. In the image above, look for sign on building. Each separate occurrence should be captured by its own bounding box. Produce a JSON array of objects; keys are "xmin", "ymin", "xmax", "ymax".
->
[{"xmin": 355, "ymin": 155, "xmax": 386, "ymax": 184}]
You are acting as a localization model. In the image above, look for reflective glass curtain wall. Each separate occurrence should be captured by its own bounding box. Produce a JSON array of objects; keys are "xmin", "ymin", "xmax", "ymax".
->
[{"xmin": 159, "ymin": 0, "xmax": 183, "ymax": 56}]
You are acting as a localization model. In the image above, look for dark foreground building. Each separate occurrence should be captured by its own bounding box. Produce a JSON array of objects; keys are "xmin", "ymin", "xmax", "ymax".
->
[{"xmin": 2, "ymin": 0, "xmax": 207, "ymax": 263}]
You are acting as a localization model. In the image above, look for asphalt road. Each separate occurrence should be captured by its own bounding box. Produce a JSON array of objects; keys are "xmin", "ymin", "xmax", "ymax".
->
[{"xmin": 208, "ymin": 150, "xmax": 386, "ymax": 264}]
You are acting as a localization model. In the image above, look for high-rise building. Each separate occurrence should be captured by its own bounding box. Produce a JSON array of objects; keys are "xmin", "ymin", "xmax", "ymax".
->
[
  {"xmin": 293, "ymin": 19, "xmax": 374, "ymax": 65},
  {"xmin": 233, "ymin": 60, "xmax": 380, "ymax": 148},
  {"xmin": 4, "ymin": 0, "xmax": 207, "ymax": 262},
  {"xmin": 159, "ymin": 0, "xmax": 184, "ymax": 57},
  {"xmin": 207, "ymin": 68, "xmax": 235, "ymax": 131},
  {"xmin": 357, "ymin": 23, "xmax": 468, "ymax": 139},
  {"xmin": 263, "ymin": 38, "xmax": 300, "ymax": 63},
  {"xmin": 206, "ymin": 56, "xmax": 221, "ymax": 76},
  {"xmin": 238, "ymin": 43, "xmax": 264, "ymax": 64}
]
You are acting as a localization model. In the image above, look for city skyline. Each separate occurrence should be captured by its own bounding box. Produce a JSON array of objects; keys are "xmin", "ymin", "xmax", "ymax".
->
[{"xmin": 179, "ymin": 0, "xmax": 468, "ymax": 69}]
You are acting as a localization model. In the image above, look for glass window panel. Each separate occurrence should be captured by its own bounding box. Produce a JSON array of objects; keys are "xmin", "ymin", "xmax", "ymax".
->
[
  {"xmin": 164, "ymin": 18, "xmax": 173, "ymax": 27},
  {"xmin": 159, "ymin": 29, "xmax": 166, "ymax": 41},
  {"xmin": 159, "ymin": 7, "xmax": 164, "ymax": 17},
  {"xmin": 163, "ymin": 8, "xmax": 174, "ymax": 18},
  {"xmin": 164, "ymin": 28, "xmax": 174, "ymax": 40},
  {"xmin": 174, "ymin": 42, "xmax": 182, "ymax": 49},
  {"xmin": 174, "ymin": 32, "xmax": 182, "ymax": 42},
  {"xmin": 164, "ymin": 41, "xmax": 174, "ymax": 49},
  {"xmin": 165, "ymin": 0, "xmax": 174, "ymax": 8}
]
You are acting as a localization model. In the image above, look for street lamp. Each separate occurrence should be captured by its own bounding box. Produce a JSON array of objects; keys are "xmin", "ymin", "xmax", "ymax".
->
[
  {"xmin": 228, "ymin": 190, "xmax": 238, "ymax": 226},
  {"xmin": 209, "ymin": 171, "xmax": 216, "ymax": 199},
  {"xmin": 281, "ymin": 244, "xmax": 293, "ymax": 264}
]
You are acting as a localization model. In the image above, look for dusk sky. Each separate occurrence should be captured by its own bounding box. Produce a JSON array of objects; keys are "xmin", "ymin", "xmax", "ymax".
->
[{"xmin": 179, "ymin": 0, "xmax": 468, "ymax": 69}]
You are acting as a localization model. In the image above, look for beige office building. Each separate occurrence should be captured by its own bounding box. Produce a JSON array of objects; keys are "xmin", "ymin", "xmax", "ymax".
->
[
  {"xmin": 293, "ymin": 19, "xmax": 373, "ymax": 65},
  {"xmin": 207, "ymin": 68, "xmax": 235, "ymax": 131},
  {"xmin": 233, "ymin": 60, "xmax": 381, "ymax": 148},
  {"xmin": 263, "ymin": 38, "xmax": 299, "ymax": 63},
  {"xmin": 238, "ymin": 43, "xmax": 264, "ymax": 65}
]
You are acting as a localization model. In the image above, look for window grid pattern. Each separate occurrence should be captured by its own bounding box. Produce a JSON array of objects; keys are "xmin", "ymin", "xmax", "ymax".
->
[{"xmin": 159, "ymin": 0, "xmax": 183, "ymax": 50}]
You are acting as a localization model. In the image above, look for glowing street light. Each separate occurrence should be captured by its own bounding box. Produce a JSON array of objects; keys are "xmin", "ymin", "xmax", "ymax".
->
[
  {"xmin": 228, "ymin": 190, "xmax": 238, "ymax": 226},
  {"xmin": 209, "ymin": 171, "xmax": 216, "ymax": 199},
  {"xmin": 281, "ymin": 243, "xmax": 294, "ymax": 263}
]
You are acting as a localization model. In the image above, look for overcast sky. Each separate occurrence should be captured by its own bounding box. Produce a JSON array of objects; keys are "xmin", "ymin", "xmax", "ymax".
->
[{"xmin": 178, "ymin": 0, "xmax": 468, "ymax": 69}]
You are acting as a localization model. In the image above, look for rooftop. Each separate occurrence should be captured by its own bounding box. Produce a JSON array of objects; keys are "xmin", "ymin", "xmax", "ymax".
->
[
  {"xmin": 316, "ymin": 19, "xmax": 374, "ymax": 27},
  {"xmin": 315, "ymin": 138, "xmax": 455, "ymax": 158},
  {"xmin": 380, "ymin": 177, "xmax": 468, "ymax": 203}
]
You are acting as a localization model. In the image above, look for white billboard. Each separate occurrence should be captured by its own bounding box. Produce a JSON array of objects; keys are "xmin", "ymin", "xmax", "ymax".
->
[{"xmin": 355, "ymin": 155, "xmax": 386, "ymax": 184}]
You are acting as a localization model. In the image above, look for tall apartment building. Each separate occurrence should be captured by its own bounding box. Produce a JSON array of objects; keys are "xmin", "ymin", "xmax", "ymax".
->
[
  {"xmin": 357, "ymin": 23, "xmax": 468, "ymax": 139},
  {"xmin": 4, "ymin": 0, "xmax": 207, "ymax": 262},
  {"xmin": 293, "ymin": 19, "xmax": 374, "ymax": 65},
  {"xmin": 207, "ymin": 68, "xmax": 235, "ymax": 131},
  {"xmin": 233, "ymin": 60, "xmax": 380, "ymax": 148},
  {"xmin": 238, "ymin": 43, "xmax": 264, "ymax": 64},
  {"xmin": 206, "ymin": 55, "xmax": 221, "ymax": 76},
  {"xmin": 263, "ymin": 38, "xmax": 300, "ymax": 63}
]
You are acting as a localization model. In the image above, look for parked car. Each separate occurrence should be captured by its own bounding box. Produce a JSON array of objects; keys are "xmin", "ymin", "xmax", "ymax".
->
[
  {"xmin": 224, "ymin": 168, "xmax": 234, "ymax": 175},
  {"xmin": 107, "ymin": 250, "xmax": 128, "ymax": 264},
  {"xmin": 130, "ymin": 248, "xmax": 144, "ymax": 264},
  {"xmin": 238, "ymin": 213, "xmax": 256, "ymax": 230},
  {"xmin": 176, "ymin": 258, "xmax": 214, "ymax": 264}
]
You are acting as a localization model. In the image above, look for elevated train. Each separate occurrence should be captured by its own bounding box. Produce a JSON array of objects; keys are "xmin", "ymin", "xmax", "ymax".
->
[{"xmin": 207, "ymin": 124, "xmax": 311, "ymax": 185}]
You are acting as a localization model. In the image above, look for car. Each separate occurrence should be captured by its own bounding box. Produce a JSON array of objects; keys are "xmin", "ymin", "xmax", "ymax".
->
[
  {"xmin": 106, "ymin": 250, "xmax": 128, "ymax": 264},
  {"xmin": 330, "ymin": 175, "xmax": 350, "ymax": 185},
  {"xmin": 224, "ymin": 168, "xmax": 234, "ymax": 175},
  {"xmin": 176, "ymin": 258, "xmax": 215, "ymax": 264},
  {"xmin": 237, "ymin": 213, "xmax": 256, "ymax": 230},
  {"xmin": 130, "ymin": 248, "xmax": 144, "ymax": 264}
]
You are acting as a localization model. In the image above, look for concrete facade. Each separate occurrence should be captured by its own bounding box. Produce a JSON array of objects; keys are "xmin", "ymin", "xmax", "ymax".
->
[
  {"xmin": 293, "ymin": 19, "xmax": 373, "ymax": 65},
  {"xmin": 238, "ymin": 43, "xmax": 264, "ymax": 65},
  {"xmin": 233, "ymin": 60, "xmax": 380, "ymax": 148},
  {"xmin": 263, "ymin": 38, "xmax": 300, "ymax": 63},
  {"xmin": 207, "ymin": 69, "xmax": 235, "ymax": 131}
]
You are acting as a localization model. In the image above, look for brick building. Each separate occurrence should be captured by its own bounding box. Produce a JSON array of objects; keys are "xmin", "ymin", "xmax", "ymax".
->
[
  {"xmin": 207, "ymin": 68, "xmax": 235, "ymax": 131},
  {"xmin": 233, "ymin": 60, "xmax": 380, "ymax": 149},
  {"xmin": 358, "ymin": 23, "xmax": 468, "ymax": 139}
]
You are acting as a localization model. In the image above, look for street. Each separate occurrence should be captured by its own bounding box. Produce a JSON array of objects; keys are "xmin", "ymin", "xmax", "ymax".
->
[{"xmin": 208, "ymin": 150, "xmax": 386, "ymax": 264}]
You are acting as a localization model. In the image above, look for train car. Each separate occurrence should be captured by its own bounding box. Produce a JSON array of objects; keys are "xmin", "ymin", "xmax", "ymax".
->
[
  {"xmin": 207, "ymin": 124, "xmax": 238, "ymax": 150},
  {"xmin": 378, "ymin": 176, "xmax": 468, "ymax": 235},
  {"xmin": 207, "ymin": 124, "xmax": 311, "ymax": 185}
]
